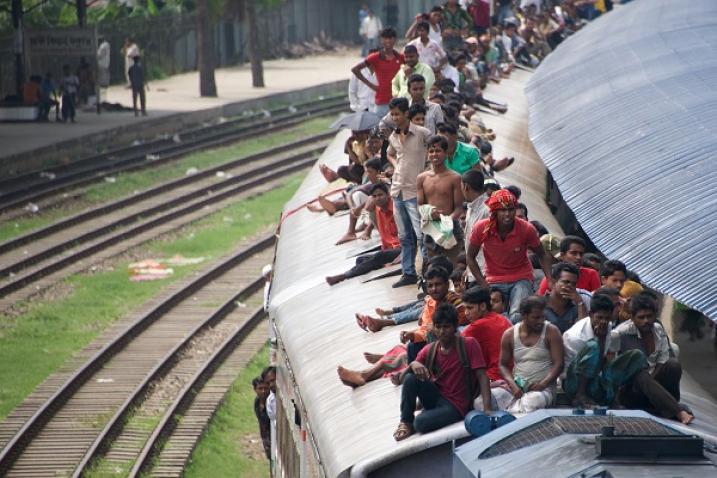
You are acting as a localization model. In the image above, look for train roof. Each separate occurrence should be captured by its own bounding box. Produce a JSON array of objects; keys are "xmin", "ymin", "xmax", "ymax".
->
[{"xmin": 526, "ymin": 0, "xmax": 717, "ymax": 322}]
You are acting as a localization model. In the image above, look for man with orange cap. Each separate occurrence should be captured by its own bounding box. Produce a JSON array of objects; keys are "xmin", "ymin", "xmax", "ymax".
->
[{"xmin": 466, "ymin": 189, "xmax": 554, "ymax": 323}]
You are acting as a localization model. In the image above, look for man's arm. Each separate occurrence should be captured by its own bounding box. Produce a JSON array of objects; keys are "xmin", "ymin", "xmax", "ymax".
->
[
  {"xmin": 466, "ymin": 241, "xmax": 489, "ymax": 288},
  {"xmin": 530, "ymin": 325, "xmax": 564, "ymax": 391},
  {"xmin": 391, "ymin": 70, "xmax": 403, "ymax": 97},
  {"xmin": 451, "ymin": 175, "xmax": 464, "ymax": 220},
  {"xmin": 499, "ymin": 329, "xmax": 522, "ymax": 398},
  {"xmin": 386, "ymin": 143, "xmax": 397, "ymax": 168},
  {"xmin": 475, "ymin": 368, "xmax": 493, "ymax": 412},
  {"xmin": 417, "ymin": 173, "xmax": 427, "ymax": 206},
  {"xmin": 530, "ymin": 243, "xmax": 555, "ymax": 290},
  {"xmin": 351, "ymin": 61, "xmax": 377, "ymax": 90}
]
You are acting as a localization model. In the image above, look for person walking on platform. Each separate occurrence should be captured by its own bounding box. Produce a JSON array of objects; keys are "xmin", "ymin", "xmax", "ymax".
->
[
  {"xmin": 128, "ymin": 56, "xmax": 147, "ymax": 117},
  {"xmin": 122, "ymin": 37, "xmax": 140, "ymax": 87},
  {"xmin": 59, "ymin": 64, "xmax": 79, "ymax": 123}
]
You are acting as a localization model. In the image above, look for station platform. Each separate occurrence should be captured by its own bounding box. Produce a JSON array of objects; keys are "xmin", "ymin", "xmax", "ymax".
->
[{"xmin": 0, "ymin": 49, "xmax": 359, "ymax": 176}]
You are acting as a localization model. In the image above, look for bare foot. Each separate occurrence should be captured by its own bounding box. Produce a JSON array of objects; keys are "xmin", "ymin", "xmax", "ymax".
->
[
  {"xmin": 356, "ymin": 313, "xmax": 369, "ymax": 331},
  {"xmin": 358, "ymin": 231, "xmax": 371, "ymax": 240},
  {"xmin": 326, "ymin": 274, "xmax": 345, "ymax": 286},
  {"xmin": 389, "ymin": 371, "xmax": 403, "ymax": 386},
  {"xmin": 365, "ymin": 315, "xmax": 391, "ymax": 333},
  {"xmin": 363, "ymin": 352, "xmax": 383, "ymax": 364},
  {"xmin": 335, "ymin": 232, "xmax": 356, "ymax": 245},
  {"xmin": 319, "ymin": 164, "xmax": 338, "ymax": 182},
  {"xmin": 375, "ymin": 307, "xmax": 392, "ymax": 317},
  {"xmin": 318, "ymin": 195, "xmax": 337, "ymax": 215},
  {"xmin": 307, "ymin": 204, "xmax": 324, "ymax": 213},
  {"xmin": 677, "ymin": 410, "xmax": 694, "ymax": 425},
  {"xmin": 337, "ymin": 366, "xmax": 366, "ymax": 388}
]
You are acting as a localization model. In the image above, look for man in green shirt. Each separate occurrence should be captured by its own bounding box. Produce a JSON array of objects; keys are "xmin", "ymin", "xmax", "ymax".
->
[
  {"xmin": 437, "ymin": 123, "xmax": 482, "ymax": 175},
  {"xmin": 392, "ymin": 45, "xmax": 435, "ymax": 100}
]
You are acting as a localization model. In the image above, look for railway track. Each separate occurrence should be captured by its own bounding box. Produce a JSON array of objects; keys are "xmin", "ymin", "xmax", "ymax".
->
[
  {"xmin": 0, "ymin": 234, "xmax": 274, "ymax": 477},
  {"xmin": 0, "ymin": 132, "xmax": 333, "ymax": 310},
  {"xmin": 0, "ymin": 94, "xmax": 346, "ymax": 217}
]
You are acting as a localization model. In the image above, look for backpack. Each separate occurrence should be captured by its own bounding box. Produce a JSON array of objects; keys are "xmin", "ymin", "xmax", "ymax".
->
[{"xmin": 424, "ymin": 336, "xmax": 475, "ymax": 410}]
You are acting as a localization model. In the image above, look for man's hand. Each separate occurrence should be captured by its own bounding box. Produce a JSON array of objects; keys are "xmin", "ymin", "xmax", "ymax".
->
[
  {"xmin": 528, "ymin": 381, "xmax": 548, "ymax": 392},
  {"xmin": 411, "ymin": 361, "xmax": 430, "ymax": 381},
  {"xmin": 511, "ymin": 384, "xmax": 524, "ymax": 399},
  {"xmin": 430, "ymin": 208, "xmax": 441, "ymax": 220},
  {"xmin": 403, "ymin": 65, "xmax": 413, "ymax": 76},
  {"xmin": 400, "ymin": 331, "xmax": 415, "ymax": 344}
]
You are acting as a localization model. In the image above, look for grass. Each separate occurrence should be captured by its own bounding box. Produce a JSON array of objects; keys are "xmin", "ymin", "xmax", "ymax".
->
[
  {"xmin": 183, "ymin": 346, "xmax": 270, "ymax": 478},
  {"xmin": 0, "ymin": 173, "xmax": 304, "ymax": 421},
  {"xmin": 0, "ymin": 115, "xmax": 333, "ymax": 244}
]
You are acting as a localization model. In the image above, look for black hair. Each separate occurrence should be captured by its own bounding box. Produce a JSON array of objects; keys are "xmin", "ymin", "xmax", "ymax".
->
[
  {"xmin": 505, "ymin": 185, "xmax": 522, "ymax": 199},
  {"xmin": 480, "ymin": 142, "xmax": 492, "ymax": 155},
  {"xmin": 407, "ymin": 73, "xmax": 426, "ymax": 87},
  {"xmin": 450, "ymin": 267, "xmax": 465, "ymax": 283},
  {"xmin": 626, "ymin": 270, "xmax": 642, "ymax": 284},
  {"xmin": 438, "ymin": 78, "xmax": 456, "ymax": 93},
  {"xmin": 252, "ymin": 377, "xmax": 263, "ymax": 388},
  {"xmin": 516, "ymin": 202, "xmax": 528, "ymax": 218},
  {"xmin": 583, "ymin": 253, "xmax": 602, "ymax": 267},
  {"xmin": 427, "ymin": 134, "xmax": 449, "ymax": 151},
  {"xmin": 437, "ymin": 122, "xmax": 457, "ymax": 135},
  {"xmin": 430, "ymin": 93, "xmax": 445, "ymax": 102},
  {"xmin": 600, "ymin": 259, "xmax": 627, "ymax": 278},
  {"xmin": 433, "ymin": 302, "xmax": 459, "ymax": 327},
  {"xmin": 380, "ymin": 26, "xmax": 397, "ymax": 38},
  {"xmin": 388, "ymin": 96, "xmax": 409, "ymax": 112},
  {"xmin": 425, "ymin": 265, "xmax": 450, "ymax": 282},
  {"xmin": 630, "ymin": 292, "xmax": 658, "ymax": 316},
  {"xmin": 530, "ymin": 220, "xmax": 549, "ymax": 236},
  {"xmin": 261, "ymin": 366, "xmax": 276, "ymax": 380},
  {"xmin": 430, "ymin": 5, "xmax": 443, "ymax": 13},
  {"xmin": 484, "ymin": 181, "xmax": 501, "ymax": 191},
  {"xmin": 590, "ymin": 294, "xmax": 615, "ymax": 315},
  {"xmin": 427, "ymin": 255, "xmax": 454, "ymax": 275},
  {"xmin": 519, "ymin": 295, "xmax": 546, "ymax": 315},
  {"xmin": 408, "ymin": 103, "xmax": 427, "ymax": 120},
  {"xmin": 416, "ymin": 20, "xmax": 431, "ymax": 31},
  {"xmin": 364, "ymin": 157, "xmax": 382, "ymax": 171},
  {"xmin": 370, "ymin": 182, "xmax": 389, "ymax": 195},
  {"xmin": 453, "ymin": 53, "xmax": 467, "ymax": 63},
  {"xmin": 462, "ymin": 286, "xmax": 491, "ymax": 308},
  {"xmin": 404, "ymin": 44, "xmax": 418, "ymax": 55},
  {"xmin": 368, "ymin": 47, "xmax": 380, "ymax": 55},
  {"xmin": 552, "ymin": 261, "xmax": 580, "ymax": 281},
  {"xmin": 560, "ymin": 235, "xmax": 586, "ymax": 254},
  {"xmin": 594, "ymin": 286, "xmax": 620, "ymax": 298},
  {"xmin": 490, "ymin": 286, "xmax": 506, "ymax": 305},
  {"xmin": 461, "ymin": 169, "xmax": 484, "ymax": 192}
]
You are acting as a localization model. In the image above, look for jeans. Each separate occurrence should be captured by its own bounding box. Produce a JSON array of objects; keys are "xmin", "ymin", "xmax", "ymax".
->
[
  {"xmin": 497, "ymin": 4, "xmax": 514, "ymax": 25},
  {"xmin": 490, "ymin": 279, "xmax": 534, "ymax": 324},
  {"xmin": 361, "ymin": 37, "xmax": 378, "ymax": 57},
  {"xmin": 61, "ymin": 94, "xmax": 75, "ymax": 121},
  {"xmin": 371, "ymin": 103, "xmax": 389, "ymax": 117},
  {"xmin": 391, "ymin": 301, "xmax": 424, "ymax": 325},
  {"xmin": 392, "ymin": 195, "xmax": 423, "ymax": 277},
  {"xmin": 400, "ymin": 373, "xmax": 463, "ymax": 433},
  {"xmin": 344, "ymin": 248, "xmax": 400, "ymax": 279},
  {"xmin": 407, "ymin": 341, "xmax": 427, "ymax": 363}
]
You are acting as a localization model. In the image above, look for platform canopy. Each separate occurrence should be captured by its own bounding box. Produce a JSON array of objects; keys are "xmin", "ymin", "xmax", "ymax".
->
[{"xmin": 526, "ymin": 0, "xmax": 717, "ymax": 322}]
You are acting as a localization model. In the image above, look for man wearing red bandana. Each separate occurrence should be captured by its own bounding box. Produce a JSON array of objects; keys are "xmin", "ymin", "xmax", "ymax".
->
[{"xmin": 466, "ymin": 189, "xmax": 554, "ymax": 323}]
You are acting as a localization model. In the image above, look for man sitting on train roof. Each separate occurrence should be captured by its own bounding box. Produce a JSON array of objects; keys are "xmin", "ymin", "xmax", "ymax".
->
[
  {"xmin": 394, "ymin": 303, "xmax": 493, "ymax": 441},
  {"xmin": 417, "ymin": 135, "xmax": 465, "ymax": 261},
  {"xmin": 487, "ymin": 296, "xmax": 563, "ymax": 413},
  {"xmin": 543, "ymin": 262, "xmax": 588, "ymax": 333},
  {"xmin": 325, "ymin": 182, "xmax": 401, "ymax": 286},
  {"xmin": 537, "ymin": 235, "xmax": 601, "ymax": 294},
  {"xmin": 562, "ymin": 293, "xmax": 647, "ymax": 409},
  {"xmin": 465, "ymin": 189, "xmax": 554, "ymax": 323},
  {"xmin": 608, "ymin": 293, "xmax": 694, "ymax": 424},
  {"xmin": 599, "ymin": 259, "xmax": 627, "ymax": 290}
]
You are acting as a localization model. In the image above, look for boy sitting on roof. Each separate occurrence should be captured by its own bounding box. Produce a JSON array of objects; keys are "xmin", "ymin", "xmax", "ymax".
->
[
  {"xmin": 326, "ymin": 183, "xmax": 400, "ymax": 285},
  {"xmin": 537, "ymin": 235, "xmax": 601, "ymax": 294},
  {"xmin": 394, "ymin": 303, "xmax": 493, "ymax": 441}
]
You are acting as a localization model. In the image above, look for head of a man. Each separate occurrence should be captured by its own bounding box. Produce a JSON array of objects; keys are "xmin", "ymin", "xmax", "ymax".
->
[
  {"xmin": 461, "ymin": 169, "xmax": 485, "ymax": 200},
  {"xmin": 462, "ymin": 286, "xmax": 492, "ymax": 323},
  {"xmin": 551, "ymin": 262, "xmax": 579, "ymax": 300},
  {"xmin": 589, "ymin": 294, "xmax": 615, "ymax": 338},
  {"xmin": 516, "ymin": 202, "xmax": 528, "ymax": 220},
  {"xmin": 425, "ymin": 265, "xmax": 450, "ymax": 302},
  {"xmin": 416, "ymin": 20, "xmax": 431, "ymax": 40},
  {"xmin": 404, "ymin": 45, "xmax": 419, "ymax": 67},
  {"xmin": 490, "ymin": 287, "xmax": 506, "ymax": 315},
  {"xmin": 261, "ymin": 366, "xmax": 276, "ymax": 394},
  {"xmin": 389, "ymin": 97, "xmax": 410, "ymax": 128},
  {"xmin": 364, "ymin": 158, "xmax": 382, "ymax": 183},
  {"xmin": 437, "ymin": 122, "xmax": 458, "ymax": 149},
  {"xmin": 629, "ymin": 293, "xmax": 658, "ymax": 334},
  {"xmin": 370, "ymin": 182, "xmax": 390, "ymax": 208},
  {"xmin": 408, "ymin": 102, "xmax": 426, "ymax": 127},
  {"xmin": 484, "ymin": 178, "xmax": 500, "ymax": 197},
  {"xmin": 253, "ymin": 377, "xmax": 269, "ymax": 399},
  {"xmin": 427, "ymin": 135, "xmax": 449, "ymax": 169},
  {"xmin": 380, "ymin": 27, "xmax": 397, "ymax": 50},
  {"xmin": 559, "ymin": 235, "xmax": 587, "ymax": 267},
  {"xmin": 432, "ymin": 303, "xmax": 459, "ymax": 346},
  {"xmin": 454, "ymin": 54, "xmax": 468, "ymax": 71},
  {"xmin": 429, "ymin": 6, "xmax": 443, "ymax": 25},
  {"xmin": 583, "ymin": 252, "xmax": 602, "ymax": 271},
  {"xmin": 520, "ymin": 296, "xmax": 546, "ymax": 333},
  {"xmin": 594, "ymin": 286, "xmax": 622, "ymax": 322},
  {"xmin": 487, "ymin": 189, "xmax": 517, "ymax": 230},
  {"xmin": 407, "ymin": 73, "xmax": 426, "ymax": 102},
  {"xmin": 600, "ymin": 259, "xmax": 627, "ymax": 290}
]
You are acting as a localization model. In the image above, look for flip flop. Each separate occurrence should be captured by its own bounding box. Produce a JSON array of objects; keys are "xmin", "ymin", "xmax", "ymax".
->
[
  {"xmin": 355, "ymin": 313, "xmax": 369, "ymax": 331},
  {"xmin": 393, "ymin": 422, "xmax": 414, "ymax": 441}
]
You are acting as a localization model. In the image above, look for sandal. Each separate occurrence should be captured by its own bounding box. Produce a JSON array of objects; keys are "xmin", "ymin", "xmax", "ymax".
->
[
  {"xmin": 393, "ymin": 422, "xmax": 414, "ymax": 441},
  {"xmin": 355, "ymin": 313, "xmax": 369, "ymax": 331}
]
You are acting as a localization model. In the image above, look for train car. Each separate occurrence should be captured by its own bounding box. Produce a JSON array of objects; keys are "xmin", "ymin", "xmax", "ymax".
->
[{"xmin": 267, "ymin": 66, "xmax": 717, "ymax": 477}]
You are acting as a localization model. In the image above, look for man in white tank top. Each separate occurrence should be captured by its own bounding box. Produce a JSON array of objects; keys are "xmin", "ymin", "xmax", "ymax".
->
[{"xmin": 495, "ymin": 296, "xmax": 563, "ymax": 413}]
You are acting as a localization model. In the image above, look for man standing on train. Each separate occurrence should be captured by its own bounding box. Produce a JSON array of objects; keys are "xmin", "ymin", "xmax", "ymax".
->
[{"xmin": 465, "ymin": 189, "xmax": 554, "ymax": 323}]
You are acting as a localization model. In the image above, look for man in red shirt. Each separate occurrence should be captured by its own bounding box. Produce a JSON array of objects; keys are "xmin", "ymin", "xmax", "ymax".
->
[
  {"xmin": 351, "ymin": 27, "xmax": 404, "ymax": 116},
  {"xmin": 537, "ymin": 235, "xmax": 601, "ymax": 295},
  {"xmin": 326, "ymin": 183, "xmax": 400, "ymax": 285},
  {"xmin": 461, "ymin": 286, "xmax": 512, "ymax": 381},
  {"xmin": 466, "ymin": 189, "xmax": 554, "ymax": 323},
  {"xmin": 394, "ymin": 303, "xmax": 492, "ymax": 441}
]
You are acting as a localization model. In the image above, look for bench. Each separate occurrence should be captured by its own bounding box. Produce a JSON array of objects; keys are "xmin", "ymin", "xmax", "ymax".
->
[{"xmin": 0, "ymin": 105, "xmax": 40, "ymax": 122}]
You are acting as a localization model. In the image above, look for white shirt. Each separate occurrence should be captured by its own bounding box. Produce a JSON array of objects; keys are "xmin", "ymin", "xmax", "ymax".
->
[
  {"xmin": 97, "ymin": 41, "xmax": 110, "ymax": 69},
  {"xmin": 266, "ymin": 390, "xmax": 277, "ymax": 462},
  {"xmin": 608, "ymin": 321, "xmax": 672, "ymax": 373},
  {"xmin": 408, "ymin": 37, "xmax": 447, "ymax": 70},
  {"xmin": 360, "ymin": 15, "xmax": 383, "ymax": 39},
  {"xmin": 563, "ymin": 316, "xmax": 608, "ymax": 369},
  {"xmin": 348, "ymin": 67, "xmax": 376, "ymax": 112},
  {"xmin": 125, "ymin": 43, "xmax": 140, "ymax": 61},
  {"xmin": 441, "ymin": 64, "xmax": 461, "ymax": 92},
  {"xmin": 429, "ymin": 23, "xmax": 443, "ymax": 47}
]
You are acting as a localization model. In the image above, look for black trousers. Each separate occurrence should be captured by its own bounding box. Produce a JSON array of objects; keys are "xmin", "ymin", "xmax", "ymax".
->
[
  {"xmin": 344, "ymin": 248, "xmax": 400, "ymax": 279},
  {"xmin": 619, "ymin": 358, "xmax": 682, "ymax": 419},
  {"xmin": 132, "ymin": 87, "xmax": 146, "ymax": 114}
]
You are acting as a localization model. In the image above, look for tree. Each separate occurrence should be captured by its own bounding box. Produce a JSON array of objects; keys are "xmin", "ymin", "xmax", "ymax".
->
[
  {"xmin": 196, "ymin": 0, "xmax": 217, "ymax": 97},
  {"xmin": 244, "ymin": 0, "xmax": 263, "ymax": 87}
]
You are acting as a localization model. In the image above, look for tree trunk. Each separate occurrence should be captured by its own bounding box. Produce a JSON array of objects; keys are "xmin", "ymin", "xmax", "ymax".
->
[
  {"xmin": 196, "ymin": 0, "xmax": 217, "ymax": 97},
  {"xmin": 245, "ymin": 0, "xmax": 264, "ymax": 87},
  {"xmin": 11, "ymin": 0, "xmax": 24, "ymax": 96}
]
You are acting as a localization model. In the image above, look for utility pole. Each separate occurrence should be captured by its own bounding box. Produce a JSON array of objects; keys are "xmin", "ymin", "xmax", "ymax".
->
[
  {"xmin": 245, "ymin": 0, "xmax": 264, "ymax": 87},
  {"xmin": 196, "ymin": 0, "xmax": 217, "ymax": 96},
  {"xmin": 76, "ymin": 0, "xmax": 87, "ymax": 27},
  {"xmin": 11, "ymin": 0, "xmax": 24, "ymax": 95}
]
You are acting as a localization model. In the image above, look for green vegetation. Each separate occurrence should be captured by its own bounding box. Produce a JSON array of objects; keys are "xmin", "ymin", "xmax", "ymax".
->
[
  {"xmin": 0, "ymin": 116, "xmax": 331, "ymax": 244},
  {"xmin": 183, "ymin": 346, "xmax": 270, "ymax": 478},
  {"xmin": 0, "ymin": 174, "xmax": 303, "ymax": 420}
]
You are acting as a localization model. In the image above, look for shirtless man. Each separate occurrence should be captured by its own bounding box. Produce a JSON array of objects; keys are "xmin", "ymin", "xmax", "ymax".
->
[{"xmin": 417, "ymin": 135, "xmax": 464, "ymax": 221}]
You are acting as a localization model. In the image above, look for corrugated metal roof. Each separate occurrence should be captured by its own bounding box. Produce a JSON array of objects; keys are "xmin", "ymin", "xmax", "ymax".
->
[{"xmin": 526, "ymin": 0, "xmax": 717, "ymax": 321}]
